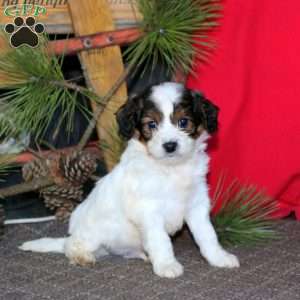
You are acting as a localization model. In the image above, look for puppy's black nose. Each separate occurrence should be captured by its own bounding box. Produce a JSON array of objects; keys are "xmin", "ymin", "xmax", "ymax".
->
[{"xmin": 163, "ymin": 142, "xmax": 178, "ymax": 153}]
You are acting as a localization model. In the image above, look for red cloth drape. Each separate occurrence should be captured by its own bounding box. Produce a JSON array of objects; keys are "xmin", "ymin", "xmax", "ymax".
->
[{"xmin": 187, "ymin": 1, "xmax": 300, "ymax": 219}]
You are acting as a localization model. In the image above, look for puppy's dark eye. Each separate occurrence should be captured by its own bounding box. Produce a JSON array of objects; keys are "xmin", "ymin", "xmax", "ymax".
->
[
  {"xmin": 178, "ymin": 118, "xmax": 189, "ymax": 129},
  {"xmin": 148, "ymin": 121, "xmax": 157, "ymax": 130}
]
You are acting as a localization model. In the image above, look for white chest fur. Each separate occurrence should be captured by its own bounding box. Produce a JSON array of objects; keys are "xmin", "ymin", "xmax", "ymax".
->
[
  {"xmin": 120, "ymin": 140, "xmax": 208, "ymax": 236},
  {"xmin": 159, "ymin": 164, "xmax": 196, "ymax": 234}
]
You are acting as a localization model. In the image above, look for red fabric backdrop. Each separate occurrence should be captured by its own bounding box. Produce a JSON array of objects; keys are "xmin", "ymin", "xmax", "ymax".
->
[{"xmin": 187, "ymin": 1, "xmax": 300, "ymax": 219}]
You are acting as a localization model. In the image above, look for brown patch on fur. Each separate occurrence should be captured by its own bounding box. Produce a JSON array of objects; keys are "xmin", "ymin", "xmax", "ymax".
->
[
  {"xmin": 194, "ymin": 125, "xmax": 204, "ymax": 138},
  {"xmin": 171, "ymin": 104, "xmax": 197, "ymax": 137},
  {"xmin": 139, "ymin": 107, "xmax": 163, "ymax": 141}
]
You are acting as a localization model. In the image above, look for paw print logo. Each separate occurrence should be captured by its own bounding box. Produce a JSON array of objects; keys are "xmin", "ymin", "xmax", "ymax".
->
[{"xmin": 4, "ymin": 16, "xmax": 45, "ymax": 48}]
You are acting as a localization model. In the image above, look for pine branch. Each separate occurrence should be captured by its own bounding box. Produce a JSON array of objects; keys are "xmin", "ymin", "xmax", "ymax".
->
[
  {"xmin": 0, "ymin": 34, "xmax": 94, "ymax": 142},
  {"xmin": 125, "ymin": 0, "xmax": 221, "ymax": 75},
  {"xmin": 33, "ymin": 77, "xmax": 104, "ymax": 105},
  {"xmin": 212, "ymin": 177, "xmax": 278, "ymax": 246},
  {"xmin": 0, "ymin": 177, "xmax": 53, "ymax": 198},
  {"xmin": 37, "ymin": 78, "xmax": 88, "ymax": 95},
  {"xmin": 0, "ymin": 172, "xmax": 101, "ymax": 199}
]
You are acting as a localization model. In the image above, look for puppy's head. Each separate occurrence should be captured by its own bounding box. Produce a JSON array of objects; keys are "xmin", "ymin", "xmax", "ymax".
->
[{"xmin": 116, "ymin": 82, "xmax": 219, "ymax": 163}]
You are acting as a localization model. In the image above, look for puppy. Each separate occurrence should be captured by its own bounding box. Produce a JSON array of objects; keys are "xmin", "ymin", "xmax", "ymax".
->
[{"xmin": 20, "ymin": 82, "xmax": 239, "ymax": 278}]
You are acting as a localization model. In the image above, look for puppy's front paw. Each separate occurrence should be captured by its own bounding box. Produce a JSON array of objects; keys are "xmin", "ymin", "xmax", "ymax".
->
[
  {"xmin": 208, "ymin": 250, "xmax": 240, "ymax": 268},
  {"xmin": 153, "ymin": 260, "xmax": 184, "ymax": 278}
]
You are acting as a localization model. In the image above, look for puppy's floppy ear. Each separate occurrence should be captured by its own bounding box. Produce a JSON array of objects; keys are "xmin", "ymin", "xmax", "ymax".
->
[
  {"xmin": 115, "ymin": 94, "xmax": 143, "ymax": 140},
  {"xmin": 190, "ymin": 90, "xmax": 219, "ymax": 134}
]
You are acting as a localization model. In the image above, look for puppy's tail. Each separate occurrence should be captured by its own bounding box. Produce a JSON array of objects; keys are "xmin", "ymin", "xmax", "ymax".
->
[{"xmin": 19, "ymin": 237, "xmax": 66, "ymax": 253}]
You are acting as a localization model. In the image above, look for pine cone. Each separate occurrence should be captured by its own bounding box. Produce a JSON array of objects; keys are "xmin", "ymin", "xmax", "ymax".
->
[
  {"xmin": 43, "ymin": 195, "xmax": 63, "ymax": 211},
  {"xmin": 22, "ymin": 159, "xmax": 48, "ymax": 182},
  {"xmin": 59, "ymin": 151, "xmax": 96, "ymax": 186},
  {"xmin": 55, "ymin": 200, "xmax": 75, "ymax": 222},
  {"xmin": 42, "ymin": 186, "xmax": 83, "ymax": 208},
  {"xmin": 0, "ymin": 204, "xmax": 5, "ymax": 239},
  {"xmin": 22, "ymin": 150, "xmax": 97, "ymax": 223},
  {"xmin": 42, "ymin": 185, "xmax": 83, "ymax": 201},
  {"xmin": 41, "ymin": 185, "xmax": 83, "ymax": 222}
]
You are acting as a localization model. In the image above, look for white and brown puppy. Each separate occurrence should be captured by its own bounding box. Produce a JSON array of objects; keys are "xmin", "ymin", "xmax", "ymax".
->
[{"xmin": 20, "ymin": 82, "xmax": 239, "ymax": 278}]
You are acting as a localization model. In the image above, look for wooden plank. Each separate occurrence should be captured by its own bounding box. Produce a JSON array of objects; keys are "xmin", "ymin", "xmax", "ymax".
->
[
  {"xmin": 0, "ymin": 1, "xmax": 141, "ymax": 34},
  {"xmin": 68, "ymin": 0, "xmax": 128, "ymax": 170},
  {"xmin": 47, "ymin": 28, "xmax": 142, "ymax": 56}
]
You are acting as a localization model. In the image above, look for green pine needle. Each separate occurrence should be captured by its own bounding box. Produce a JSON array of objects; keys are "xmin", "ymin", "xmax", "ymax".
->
[
  {"xmin": 212, "ymin": 177, "xmax": 278, "ymax": 247},
  {"xmin": 125, "ymin": 0, "xmax": 221, "ymax": 75},
  {"xmin": 0, "ymin": 34, "xmax": 92, "ymax": 142}
]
